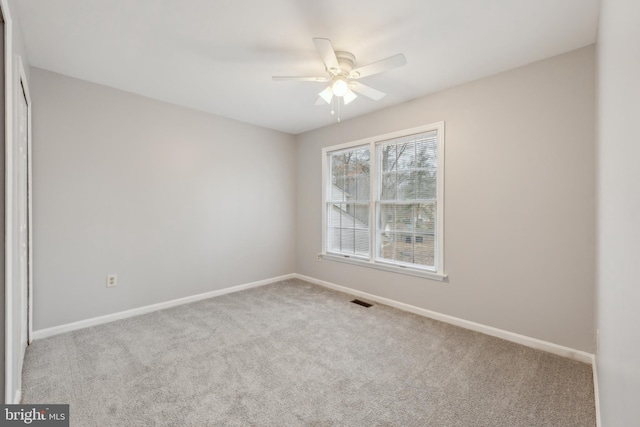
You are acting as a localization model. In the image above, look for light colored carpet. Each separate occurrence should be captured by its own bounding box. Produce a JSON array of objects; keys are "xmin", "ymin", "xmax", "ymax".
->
[{"xmin": 22, "ymin": 279, "xmax": 596, "ymax": 426}]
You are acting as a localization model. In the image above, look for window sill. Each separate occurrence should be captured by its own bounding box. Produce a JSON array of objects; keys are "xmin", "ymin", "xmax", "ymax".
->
[{"xmin": 319, "ymin": 253, "xmax": 448, "ymax": 282}]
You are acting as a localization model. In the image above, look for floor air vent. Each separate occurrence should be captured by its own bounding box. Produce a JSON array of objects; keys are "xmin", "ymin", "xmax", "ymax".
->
[{"xmin": 351, "ymin": 299, "xmax": 373, "ymax": 308}]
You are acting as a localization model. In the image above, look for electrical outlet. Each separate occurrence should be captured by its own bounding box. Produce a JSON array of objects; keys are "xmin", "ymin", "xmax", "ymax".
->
[
  {"xmin": 106, "ymin": 274, "xmax": 117, "ymax": 288},
  {"xmin": 317, "ymin": 254, "xmax": 322, "ymax": 262}
]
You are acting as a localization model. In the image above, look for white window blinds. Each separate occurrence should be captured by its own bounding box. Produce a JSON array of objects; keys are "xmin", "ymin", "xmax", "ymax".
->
[
  {"xmin": 327, "ymin": 146, "xmax": 370, "ymax": 258},
  {"xmin": 376, "ymin": 131, "xmax": 438, "ymax": 269}
]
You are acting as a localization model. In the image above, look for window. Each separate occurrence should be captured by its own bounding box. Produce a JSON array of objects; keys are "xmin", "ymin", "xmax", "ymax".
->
[
  {"xmin": 322, "ymin": 122, "xmax": 445, "ymax": 280},
  {"xmin": 327, "ymin": 146, "xmax": 371, "ymax": 258}
]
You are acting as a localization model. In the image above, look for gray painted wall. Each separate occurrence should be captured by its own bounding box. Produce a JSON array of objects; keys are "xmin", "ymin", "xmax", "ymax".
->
[
  {"xmin": 597, "ymin": 0, "xmax": 640, "ymax": 424},
  {"xmin": 295, "ymin": 46, "xmax": 596, "ymax": 353},
  {"xmin": 31, "ymin": 68, "xmax": 296, "ymax": 330}
]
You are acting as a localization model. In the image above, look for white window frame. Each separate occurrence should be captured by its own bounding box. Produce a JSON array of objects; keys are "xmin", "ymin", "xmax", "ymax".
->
[{"xmin": 321, "ymin": 122, "xmax": 446, "ymax": 281}]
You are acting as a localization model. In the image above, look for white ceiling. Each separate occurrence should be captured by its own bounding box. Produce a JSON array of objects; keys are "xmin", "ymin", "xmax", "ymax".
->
[{"xmin": 14, "ymin": 0, "xmax": 599, "ymax": 135}]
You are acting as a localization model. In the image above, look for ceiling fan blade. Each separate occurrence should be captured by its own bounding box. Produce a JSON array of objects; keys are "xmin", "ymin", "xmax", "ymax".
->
[
  {"xmin": 314, "ymin": 97, "xmax": 327, "ymax": 106},
  {"xmin": 318, "ymin": 86, "xmax": 334, "ymax": 104},
  {"xmin": 272, "ymin": 76, "xmax": 330, "ymax": 82},
  {"xmin": 313, "ymin": 38, "xmax": 340, "ymax": 73},
  {"xmin": 350, "ymin": 53, "xmax": 407, "ymax": 79},
  {"xmin": 350, "ymin": 81, "xmax": 386, "ymax": 100}
]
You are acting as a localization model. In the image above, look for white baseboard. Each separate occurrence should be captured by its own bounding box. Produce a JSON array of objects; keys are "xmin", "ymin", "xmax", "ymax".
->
[
  {"xmin": 592, "ymin": 354, "xmax": 602, "ymax": 427},
  {"xmin": 32, "ymin": 272, "xmax": 594, "ymax": 366},
  {"xmin": 295, "ymin": 273, "xmax": 594, "ymax": 365},
  {"xmin": 32, "ymin": 274, "xmax": 296, "ymax": 340}
]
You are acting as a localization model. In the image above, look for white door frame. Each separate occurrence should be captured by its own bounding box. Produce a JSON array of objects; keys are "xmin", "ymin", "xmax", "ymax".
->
[
  {"xmin": 1, "ymin": 0, "xmax": 32, "ymax": 404},
  {"xmin": 1, "ymin": 0, "xmax": 16, "ymax": 404},
  {"xmin": 18, "ymin": 58, "xmax": 32, "ymax": 347},
  {"xmin": 12, "ymin": 57, "xmax": 31, "ymax": 405},
  {"xmin": 16, "ymin": 56, "xmax": 33, "ymax": 350}
]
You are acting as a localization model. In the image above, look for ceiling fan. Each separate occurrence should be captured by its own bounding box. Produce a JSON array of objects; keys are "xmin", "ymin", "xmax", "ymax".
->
[{"xmin": 272, "ymin": 38, "xmax": 407, "ymax": 107}]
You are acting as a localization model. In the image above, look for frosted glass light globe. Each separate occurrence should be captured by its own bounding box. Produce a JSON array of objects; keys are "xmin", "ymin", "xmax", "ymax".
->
[{"xmin": 332, "ymin": 78, "xmax": 349, "ymax": 97}]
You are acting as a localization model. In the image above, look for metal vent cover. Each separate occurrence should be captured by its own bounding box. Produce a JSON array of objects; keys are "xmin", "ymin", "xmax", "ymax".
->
[{"xmin": 351, "ymin": 299, "xmax": 373, "ymax": 308}]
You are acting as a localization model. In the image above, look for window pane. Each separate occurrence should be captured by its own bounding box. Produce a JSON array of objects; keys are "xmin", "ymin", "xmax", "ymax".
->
[
  {"xmin": 356, "ymin": 175, "xmax": 370, "ymax": 200},
  {"xmin": 329, "ymin": 204, "xmax": 342, "ymax": 227},
  {"xmin": 354, "ymin": 204, "xmax": 369, "ymax": 229},
  {"xmin": 416, "ymin": 134, "xmax": 438, "ymax": 168},
  {"xmin": 378, "ymin": 230, "xmax": 394, "ymax": 261},
  {"xmin": 380, "ymin": 232, "xmax": 412, "ymax": 263},
  {"xmin": 327, "ymin": 146, "xmax": 371, "ymax": 258},
  {"xmin": 380, "ymin": 172, "xmax": 396, "ymax": 200},
  {"xmin": 332, "ymin": 154, "xmax": 344, "ymax": 175},
  {"xmin": 413, "ymin": 234, "xmax": 435, "ymax": 268},
  {"xmin": 415, "ymin": 202, "xmax": 436, "ymax": 233},
  {"xmin": 395, "ymin": 204, "xmax": 414, "ymax": 229},
  {"xmin": 329, "ymin": 203, "xmax": 369, "ymax": 256},
  {"xmin": 375, "ymin": 202, "xmax": 436, "ymax": 267},
  {"xmin": 397, "ymin": 171, "xmax": 416, "ymax": 200},
  {"xmin": 375, "ymin": 130, "xmax": 439, "ymax": 269},
  {"xmin": 330, "ymin": 176, "xmax": 345, "ymax": 201},
  {"xmin": 379, "ymin": 203, "xmax": 395, "ymax": 233},
  {"xmin": 340, "ymin": 228, "xmax": 355, "ymax": 253},
  {"xmin": 341, "ymin": 205, "xmax": 357, "ymax": 229},
  {"xmin": 346, "ymin": 152, "xmax": 356, "ymax": 175},
  {"xmin": 380, "ymin": 145, "xmax": 396, "ymax": 172},
  {"xmin": 328, "ymin": 227, "xmax": 341, "ymax": 252},
  {"xmin": 355, "ymin": 148, "xmax": 370, "ymax": 173},
  {"xmin": 344, "ymin": 176, "xmax": 356, "ymax": 200},
  {"xmin": 355, "ymin": 229, "xmax": 369, "ymax": 256},
  {"xmin": 332, "ymin": 154, "xmax": 346, "ymax": 187},
  {"xmin": 415, "ymin": 170, "xmax": 437, "ymax": 200},
  {"xmin": 330, "ymin": 147, "xmax": 370, "ymax": 202},
  {"xmin": 397, "ymin": 141, "xmax": 415, "ymax": 170}
]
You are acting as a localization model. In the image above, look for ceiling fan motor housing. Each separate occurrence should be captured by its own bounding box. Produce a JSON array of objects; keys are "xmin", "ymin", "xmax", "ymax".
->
[{"xmin": 333, "ymin": 51, "xmax": 356, "ymax": 76}]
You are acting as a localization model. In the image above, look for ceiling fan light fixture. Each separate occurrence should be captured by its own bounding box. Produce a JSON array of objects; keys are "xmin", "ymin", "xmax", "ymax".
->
[
  {"xmin": 332, "ymin": 77, "xmax": 349, "ymax": 97},
  {"xmin": 343, "ymin": 90, "xmax": 357, "ymax": 105},
  {"xmin": 273, "ymin": 38, "xmax": 405, "ymax": 114},
  {"xmin": 319, "ymin": 86, "xmax": 334, "ymax": 104}
]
